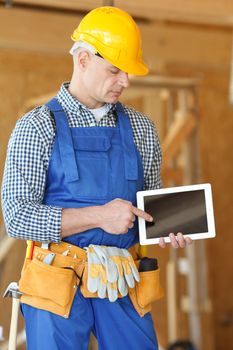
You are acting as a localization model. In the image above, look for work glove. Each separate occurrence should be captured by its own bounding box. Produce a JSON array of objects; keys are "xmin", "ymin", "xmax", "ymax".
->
[
  {"xmin": 88, "ymin": 245, "xmax": 119, "ymax": 302},
  {"xmin": 86, "ymin": 246, "xmax": 108, "ymax": 299},
  {"xmin": 106, "ymin": 246, "xmax": 140, "ymax": 289},
  {"xmin": 88, "ymin": 245, "xmax": 140, "ymax": 301},
  {"xmin": 90, "ymin": 245, "xmax": 118, "ymax": 283},
  {"xmin": 107, "ymin": 281, "xmax": 118, "ymax": 302}
]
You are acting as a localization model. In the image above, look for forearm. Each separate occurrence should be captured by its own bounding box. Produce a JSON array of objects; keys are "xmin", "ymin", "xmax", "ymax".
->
[
  {"xmin": 61, "ymin": 199, "xmax": 153, "ymax": 238},
  {"xmin": 61, "ymin": 206, "xmax": 102, "ymax": 237}
]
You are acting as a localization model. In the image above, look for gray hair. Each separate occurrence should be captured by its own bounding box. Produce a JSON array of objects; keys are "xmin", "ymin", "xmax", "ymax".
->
[{"xmin": 69, "ymin": 41, "xmax": 97, "ymax": 56}]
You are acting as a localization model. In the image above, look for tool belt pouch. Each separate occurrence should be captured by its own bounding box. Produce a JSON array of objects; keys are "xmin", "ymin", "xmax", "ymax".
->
[
  {"xmin": 19, "ymin": 248, "xmax": 80, "ymax": 318},
  {"xmin": 129, "ymin": 267, "xmax": 164, "ymax": 317}
]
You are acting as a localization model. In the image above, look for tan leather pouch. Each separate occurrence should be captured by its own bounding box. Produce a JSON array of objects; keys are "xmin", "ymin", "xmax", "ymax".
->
[
  {"xmin": 19, "ymin": 246, "xmax": 84, "ymax": 318},
  {"xmin": 19, "ymin": 243, "xmax": 163, "ymax": 318},
  {"xmin": 129, "ymin": 268, "xmax": 164, "ymax": 317}
]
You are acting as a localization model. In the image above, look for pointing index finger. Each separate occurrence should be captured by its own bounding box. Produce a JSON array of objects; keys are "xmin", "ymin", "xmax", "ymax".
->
[{"xmin": 132, "ymin": 206, "xmax": 153, "ymax": 222}]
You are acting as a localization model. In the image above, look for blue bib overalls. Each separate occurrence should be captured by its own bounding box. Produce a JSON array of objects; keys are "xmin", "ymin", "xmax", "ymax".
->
[{"xmin": 21, "ymin": 99, "xmax": 158, "ymax": 350}]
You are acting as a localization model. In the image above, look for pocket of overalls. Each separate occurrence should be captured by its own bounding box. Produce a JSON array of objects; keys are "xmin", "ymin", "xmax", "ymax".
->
[
  {"xmin": 135, "ymin": 268, "xmax": 164, "ymax": 309},
  {"xmin": 19, "ymin": 257, "xmax": 78, "ymax": 317},
  {"xmin": 71, "ymin": 135, "xmax": 111, "ymax": 199}
]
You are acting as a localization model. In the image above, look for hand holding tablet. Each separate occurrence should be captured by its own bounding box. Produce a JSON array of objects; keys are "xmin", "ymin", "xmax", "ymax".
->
[{"xmin": 137, "ymin": 183, "xmax": 216, "ymax": 246}]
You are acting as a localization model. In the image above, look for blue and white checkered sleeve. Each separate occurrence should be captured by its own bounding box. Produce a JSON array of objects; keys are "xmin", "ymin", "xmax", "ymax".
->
[
  {"xmin": 143, "ymin": 121, "xmax": 163, "ymax": 190},
  {"xmin": 1, "ymin": 117, "xmax": 62, "ymax": 243},
  {"xmin": 123, "ymin": 105, "xmax": 162, "ymax": 191}
]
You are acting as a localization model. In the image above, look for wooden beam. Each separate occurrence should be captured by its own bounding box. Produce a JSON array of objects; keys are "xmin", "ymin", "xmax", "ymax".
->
[
  {"xmin": 0, "ymin": 7, "xmax": 81, "ymax": 54},
  {"xmin": 19, "ymin": 92, "xmax": 55, "ymax": 115},
  {"xmin": 5, "ymin": 0, "xmax": 96, "ymax": 12},
  {"xmin": 0, "ymin": 236, "xmax": 16, "ymax": 264},
  {"xmin": 117, "ymin": 0, "xmax": 233, "ymax": 27},
  {"xmin": 162, "ymin": 113, "xmax": 197, "ymax": 166},
  {"xmin": 1, "ymin": 329, "xmax": 26, "ymax": 350},
  {"xmin": 0, "ymin": 7, "xmax": 231, "ymax": 70},
  {"xmin": 161, "ymin": 167, "xmax": 183, "ymax": 184},
  {"xmin": 3, "ymin": 0, "xmax": 233, "ymax": 27},
  {"xmin": 130, "ymin": 75, "xmax": 199, "ymax": 88}
]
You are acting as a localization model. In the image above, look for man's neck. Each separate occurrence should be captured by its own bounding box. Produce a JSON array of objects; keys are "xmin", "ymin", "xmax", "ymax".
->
[{"xmin": 68, "ymin": 78, "xmax": 104, "ymax": 109}]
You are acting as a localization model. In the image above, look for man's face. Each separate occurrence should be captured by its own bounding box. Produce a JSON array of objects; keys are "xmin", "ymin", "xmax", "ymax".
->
[{"xmin": 83, "ymin": 54, "xmax": 130, "ymax": 107}]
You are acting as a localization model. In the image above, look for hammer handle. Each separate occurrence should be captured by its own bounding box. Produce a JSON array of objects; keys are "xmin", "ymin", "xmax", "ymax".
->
[{"xmin": 8, "ymin": 298, "xmax": 20, "ymax": 350}]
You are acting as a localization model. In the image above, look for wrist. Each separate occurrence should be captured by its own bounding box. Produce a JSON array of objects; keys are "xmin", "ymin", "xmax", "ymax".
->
[
  {"xmin": 93, "ymin": 205, "xmax": 105, "ymax": 230},
  {"xmin": 61, "ymin": 205, "xmax": 105, "ymax": 238}
]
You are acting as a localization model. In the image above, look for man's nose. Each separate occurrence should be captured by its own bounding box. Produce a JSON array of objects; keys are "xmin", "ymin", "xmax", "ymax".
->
[{"xmin": 118, "ymin": 72, "xmax": 130, "ymax": 88}]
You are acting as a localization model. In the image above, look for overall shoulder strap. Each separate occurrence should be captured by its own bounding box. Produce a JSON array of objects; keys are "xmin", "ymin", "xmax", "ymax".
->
[
  {"xmin": 46, "ymin": 98, "xmax": 79, "ymax": 182},
  {"xmin": 116, "ymin": 102, "xmax": 138, "ymax": 181}
]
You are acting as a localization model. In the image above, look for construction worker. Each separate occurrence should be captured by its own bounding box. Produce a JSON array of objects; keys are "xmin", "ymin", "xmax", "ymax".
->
[{"xmin": 1, "ymin": 6, "xmax": 192, "ymax": 350}]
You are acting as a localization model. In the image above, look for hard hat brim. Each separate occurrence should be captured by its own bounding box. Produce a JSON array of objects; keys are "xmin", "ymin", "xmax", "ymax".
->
[{"xmin": 115, "ymin": 59, "xmax": 149, "ymax": 76}]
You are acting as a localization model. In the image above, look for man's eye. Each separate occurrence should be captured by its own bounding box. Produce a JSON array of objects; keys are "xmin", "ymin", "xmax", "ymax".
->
[{"xmin": 110, "ymin": 69, "xmax": 119, "ymax": 75}]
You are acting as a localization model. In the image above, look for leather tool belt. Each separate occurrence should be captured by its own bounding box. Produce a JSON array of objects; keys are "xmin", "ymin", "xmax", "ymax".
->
[{"xmin": 19, "ymin": 241, "xmax": 164, "ymax": 318}]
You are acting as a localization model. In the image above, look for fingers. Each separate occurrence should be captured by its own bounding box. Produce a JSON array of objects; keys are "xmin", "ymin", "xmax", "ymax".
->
[
  {"xmin": 132, "ymin": 206, "xmax": 153, "ymax": 222},
  {"xmin": 159, "ymin": 237, "xmax": 166, "ymax": 248},
  {"xmin": 127, "ymin": 213, "xmax": 136, "ymax": 229},
  {"xmin": 177, "ymin": 232, "xmax": 186, "ymax": 248},
  {"xmin": 110, "ymin": 199, "xmax": 152, "ymax": 222},
  {"xmin": 170, "ymin": 232, "xmax": 193, "ymax": 248},
  {"xmin": 159, "ymin": 233, "xmax": 193, "ymax": 249},
  {"xmin": 185, "ymin": 236, "xmax": 192, "ymax": 245},
  {"xmin": 169, "ymin": 233, "xmax": 179, "ymax": 248},
  {"xmin": 128, "ymin": 221, "xmax": 134, "ymax": 229}
]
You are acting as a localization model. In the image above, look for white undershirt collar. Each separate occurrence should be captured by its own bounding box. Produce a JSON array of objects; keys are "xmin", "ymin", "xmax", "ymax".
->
[{"xmin": 89, "ymin": 104, "xmax": 110, "ymax": 123}]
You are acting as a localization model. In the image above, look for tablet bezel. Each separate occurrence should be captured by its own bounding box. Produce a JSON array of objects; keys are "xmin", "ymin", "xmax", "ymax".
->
[{"xmin": 136, "ymin": 183, "xmax": 216, "ymax": 245}]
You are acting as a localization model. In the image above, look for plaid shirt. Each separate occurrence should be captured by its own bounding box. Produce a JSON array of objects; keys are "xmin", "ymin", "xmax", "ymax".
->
[{"xmin": 1, "ymin": 83, "xmax": 162, "ymax": 243}]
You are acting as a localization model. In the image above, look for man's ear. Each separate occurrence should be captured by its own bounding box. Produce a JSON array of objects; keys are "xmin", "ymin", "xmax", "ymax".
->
[{"xmin": 77, "ymin": 50, "xmax": 90, "ymax": 71}]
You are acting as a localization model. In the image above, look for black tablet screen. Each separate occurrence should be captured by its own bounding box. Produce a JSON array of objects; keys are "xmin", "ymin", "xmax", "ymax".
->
[{"xmin": 144, "ymin": 189, "xmax": 208, "ymax": 238}]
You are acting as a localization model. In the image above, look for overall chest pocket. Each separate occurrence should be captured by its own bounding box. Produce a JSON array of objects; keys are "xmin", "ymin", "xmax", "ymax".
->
[{"xmin": 70, "ymin": 136, "xmax": 111, "ymax": 199}]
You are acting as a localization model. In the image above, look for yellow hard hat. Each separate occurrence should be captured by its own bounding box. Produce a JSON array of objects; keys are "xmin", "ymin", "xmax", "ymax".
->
[{"xmin": 71, "ymin": 6, "xmax": 149, "ymax": 76}]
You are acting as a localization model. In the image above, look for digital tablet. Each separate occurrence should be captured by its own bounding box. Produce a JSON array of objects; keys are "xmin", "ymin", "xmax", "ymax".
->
[{"xmin": 137, "ymin": 183, "xmax": 216, "ymax": 245}]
